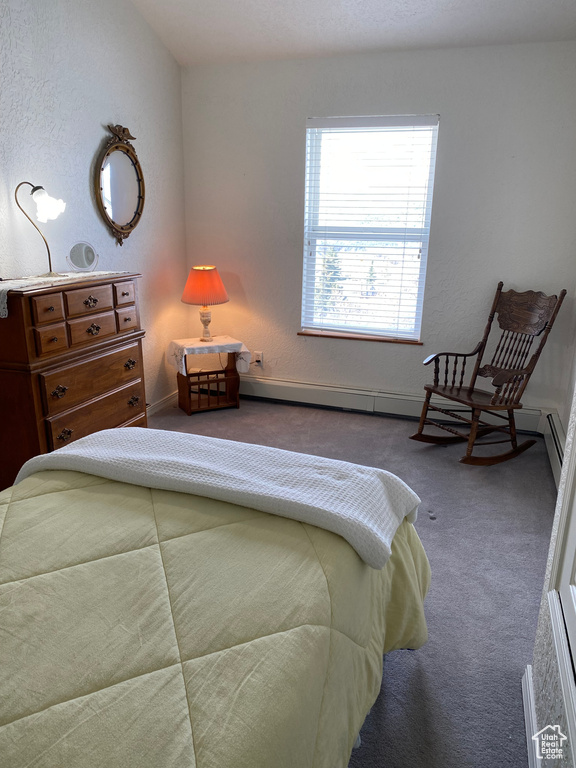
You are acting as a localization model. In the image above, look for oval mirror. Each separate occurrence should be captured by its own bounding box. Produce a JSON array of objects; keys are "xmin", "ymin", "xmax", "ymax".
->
[
  {"xmin": 67, "ymin": 242, "xmax": 98, "ymax": 271},
  {"xmin": 95, "ymin": 125, "xmax": 145, "ymax": 246}
]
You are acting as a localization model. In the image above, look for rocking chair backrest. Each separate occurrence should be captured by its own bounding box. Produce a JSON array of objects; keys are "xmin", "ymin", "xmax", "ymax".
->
[{"xmin": 470, "ymin": 281, "xmax": 566, "ymax": 405}]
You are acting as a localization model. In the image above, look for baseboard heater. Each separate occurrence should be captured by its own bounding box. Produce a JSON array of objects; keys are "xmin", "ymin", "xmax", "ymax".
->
[
  {"xmin": 545, "ymin": 412, "xmax": 565, "ymax": 488},
  {"xmin": 548, "ymin": 412, "xmax": 565, "ymax": 464},
  {"xmin": 238, "ymin": 376, "xmax": 543, "ymax": 432}
]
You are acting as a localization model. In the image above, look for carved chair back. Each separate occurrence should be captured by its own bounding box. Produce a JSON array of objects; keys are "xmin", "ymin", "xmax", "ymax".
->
[{"xmin": 468, "ymin": 282, "xmax": 566, "ymax": 405}]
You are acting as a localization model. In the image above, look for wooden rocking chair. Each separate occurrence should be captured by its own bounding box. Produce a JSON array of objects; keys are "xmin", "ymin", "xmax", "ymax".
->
[{"xmin": 410, "ymin": 282, "xmax": 566, "ymax": 465}]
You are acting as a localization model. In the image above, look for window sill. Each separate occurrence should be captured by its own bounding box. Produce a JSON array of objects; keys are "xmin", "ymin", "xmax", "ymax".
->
[{"xmin": 298, "ymin": 330, "xmax": 423, "ymax": 345}]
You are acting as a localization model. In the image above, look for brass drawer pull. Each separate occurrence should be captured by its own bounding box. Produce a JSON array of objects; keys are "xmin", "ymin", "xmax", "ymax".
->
[
  {"xmin": 84, "ymin": 295, "xmax": 99, "ymax": 308},
  {"xmin": 57, "ymin": 428, "xmax": 73, "ymax": 442},
  {"xmin": 124, "ymin": 316, "xmax": 132, "ymax": 322},
  {"xmin": 51, "ymin": 384, "xmax": 68, "ymax": 399},
  {"xmin": 127, "ymin": 395, "xmax": 140, "ymax": 407},
  {"xmin": 122, "ymin": 290, "xmax": 130, "ymax": 297},
  {"xmin": 124, "ymin": 358, "xmax": 137, "ymax": 370},
  {"xmin": 87, "ymin": 323, "xmax": 101, "ymax": 336},
  {"xmin": 50, "ymin": 336, "xmax": 59, "ymax": 343}
]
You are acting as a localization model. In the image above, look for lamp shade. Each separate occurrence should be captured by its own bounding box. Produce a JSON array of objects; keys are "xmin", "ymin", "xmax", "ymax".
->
[
  {"xmin": 31, "ymin": 187, "xmax": 66, "ymax": 223},
  {"xmin": 181, "ymin": 265, "xmax": 229, "ymax": 307}
]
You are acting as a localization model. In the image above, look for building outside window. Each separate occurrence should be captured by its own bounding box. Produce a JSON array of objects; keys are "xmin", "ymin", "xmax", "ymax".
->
[{"xmin": 301, "ymin": 114, "xmax": 439, "ymax": 342}]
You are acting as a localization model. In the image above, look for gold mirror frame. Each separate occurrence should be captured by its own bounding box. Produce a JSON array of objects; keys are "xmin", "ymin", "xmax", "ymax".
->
[{"xmin": 95, "ymin": 125, "xmax": 145, "ymax": 246}]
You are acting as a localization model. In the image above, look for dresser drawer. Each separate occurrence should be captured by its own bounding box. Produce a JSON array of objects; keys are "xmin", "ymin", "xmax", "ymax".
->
[
  {"xmin": 46, "ymin": 380, "xmax": 146, "ymax": 450},
  {"xmin": 34, "ymin": 323, "xmax": 69, "ymax": 356},
  {"xmin": 116, "ymin": 306, "xmax": 139, "ymax": 333},
  {"xmin": 114, "ymin": 281, "xmax": 136, "ymax": 306},
  {"xmin": 40, "ymin": 342, "xmax": 144, "ymax": 416},
  {"xmin": 68, "ymin": 311, "xmax": 117, "ymax": 346},
  {"xmin": 31, "ymin": 293, "xmax": 65, "ymax": 325},
  {"xmin": 65, "ymin": 284, "xmax": 114, "ymax": 317},
  {"xmin": 122, "ymin": 413, "xmax": 147, "ymax": 429}
]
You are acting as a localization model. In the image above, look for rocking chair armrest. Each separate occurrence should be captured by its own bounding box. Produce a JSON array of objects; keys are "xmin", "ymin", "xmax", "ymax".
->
[
  {"xmin": 491, "ymin": 368, "xmax": 529, "ymax": 387},
  {"xmin": 423, "ymin": 342, "xmax": 483, "ymax": 366}
]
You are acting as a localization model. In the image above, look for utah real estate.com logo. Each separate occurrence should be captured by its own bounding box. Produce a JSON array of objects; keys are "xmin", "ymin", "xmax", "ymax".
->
[{"xmin": 532, "ymin": 724, "xmax": 568, "ymax": 760}]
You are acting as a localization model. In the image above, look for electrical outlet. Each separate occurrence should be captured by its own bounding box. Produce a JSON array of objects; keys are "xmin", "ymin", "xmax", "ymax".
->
[{"xmin": 254, "ymin": 351, "xmax": 263, "ymax": 365}]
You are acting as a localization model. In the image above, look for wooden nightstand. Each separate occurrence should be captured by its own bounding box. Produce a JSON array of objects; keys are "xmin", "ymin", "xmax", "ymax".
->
[{"xmin": 168, "ymin": 336, "xmax": 250, "ymax": 415}]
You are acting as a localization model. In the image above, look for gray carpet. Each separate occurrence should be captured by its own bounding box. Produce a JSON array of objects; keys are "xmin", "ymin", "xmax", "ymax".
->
[{"xmin": 149, "ymin": 398, "xmax": 556, "ymax": 768}]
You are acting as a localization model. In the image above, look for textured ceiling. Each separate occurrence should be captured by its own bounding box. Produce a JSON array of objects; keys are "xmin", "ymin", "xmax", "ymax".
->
[{"xmin": 129, "ymin": 0, "xmax": 576, "ymax": 65}]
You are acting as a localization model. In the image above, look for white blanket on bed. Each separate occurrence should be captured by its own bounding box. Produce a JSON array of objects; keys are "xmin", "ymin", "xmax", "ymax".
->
[{"xmin": 15, "ymin": 427, "xmax": 420, "ymax": 569}]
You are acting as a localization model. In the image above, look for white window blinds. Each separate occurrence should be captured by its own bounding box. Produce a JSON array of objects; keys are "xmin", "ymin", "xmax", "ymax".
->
[{"xmin": 301, "ymin": 114, "xmax": 439, "ymax": 340}]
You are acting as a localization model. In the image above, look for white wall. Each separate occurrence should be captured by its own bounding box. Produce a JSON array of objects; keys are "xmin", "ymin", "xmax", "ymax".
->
[
  {"xmin": 182, "ymin": 42, "xmax": 576, "ymax": 417},
  {"xmin": 0, "ymin": 0, "xmax": 189, "ymax": 404}
]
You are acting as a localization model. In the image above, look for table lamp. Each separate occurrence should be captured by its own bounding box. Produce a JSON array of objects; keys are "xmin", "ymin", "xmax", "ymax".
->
[
  {"xmin": 181, "ymin": 265, "xmax": 229, "ymax": 342},
  {"xmin": 14, "ymin": 181, "xmax": 66, "ymax": 277}
]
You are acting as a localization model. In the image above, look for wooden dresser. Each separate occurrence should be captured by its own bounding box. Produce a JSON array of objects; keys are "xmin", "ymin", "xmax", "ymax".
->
[{"xmin": 0, "ymin": 273, "xmax": 147, "ymax": 490}]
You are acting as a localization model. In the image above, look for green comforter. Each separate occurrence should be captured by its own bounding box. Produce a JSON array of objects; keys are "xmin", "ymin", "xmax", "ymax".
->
[{"xmin": 0, "ymin": 469, "xmax": 429, "ymax": 767}]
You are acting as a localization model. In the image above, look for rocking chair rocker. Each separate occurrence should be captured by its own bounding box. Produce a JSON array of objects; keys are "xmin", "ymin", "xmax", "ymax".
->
[{"xmin": 410, "ymin": 282, "xmax": 566, "ymax": 465}]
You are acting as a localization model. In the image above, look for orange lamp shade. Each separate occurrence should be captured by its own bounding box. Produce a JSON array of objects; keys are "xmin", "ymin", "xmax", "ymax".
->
[{"xmin": 181, "ymin": 265, "xmax": 229, "ymax": 307}]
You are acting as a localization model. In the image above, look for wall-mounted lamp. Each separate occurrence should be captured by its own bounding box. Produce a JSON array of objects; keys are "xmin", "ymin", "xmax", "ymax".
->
[
  {"xmin": 181, "ymin": 265, "xmax": 229, "ymax": 342},
  {"xmin": 14, "ymin": 181, "xmax": 66, "ymax": 277}
]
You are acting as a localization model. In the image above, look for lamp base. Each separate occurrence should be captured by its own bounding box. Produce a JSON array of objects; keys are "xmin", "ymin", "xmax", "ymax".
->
[
  {"xmin": 199, "ymin": 307, "xmax": 213, "ymax": 342},
  {"xmin": 38, "ymin": 271, "xmax": 66, "ymax": 278}
]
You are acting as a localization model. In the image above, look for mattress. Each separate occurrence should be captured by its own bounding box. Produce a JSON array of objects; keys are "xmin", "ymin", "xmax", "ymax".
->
[{"xmin": 0, "ymin": 452, "xmax": 430, "ymax": 767}]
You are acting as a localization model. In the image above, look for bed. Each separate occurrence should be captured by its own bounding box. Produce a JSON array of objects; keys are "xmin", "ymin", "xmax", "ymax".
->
[{"xmin": 0, "ymin": 428, "xmax": 430, "ymax": 768}]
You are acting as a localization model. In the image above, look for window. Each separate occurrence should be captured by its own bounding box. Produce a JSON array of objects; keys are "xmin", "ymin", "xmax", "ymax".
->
[{"xmin": 301, "ymin": 115, "xmax": 439, "ymax": 341}]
